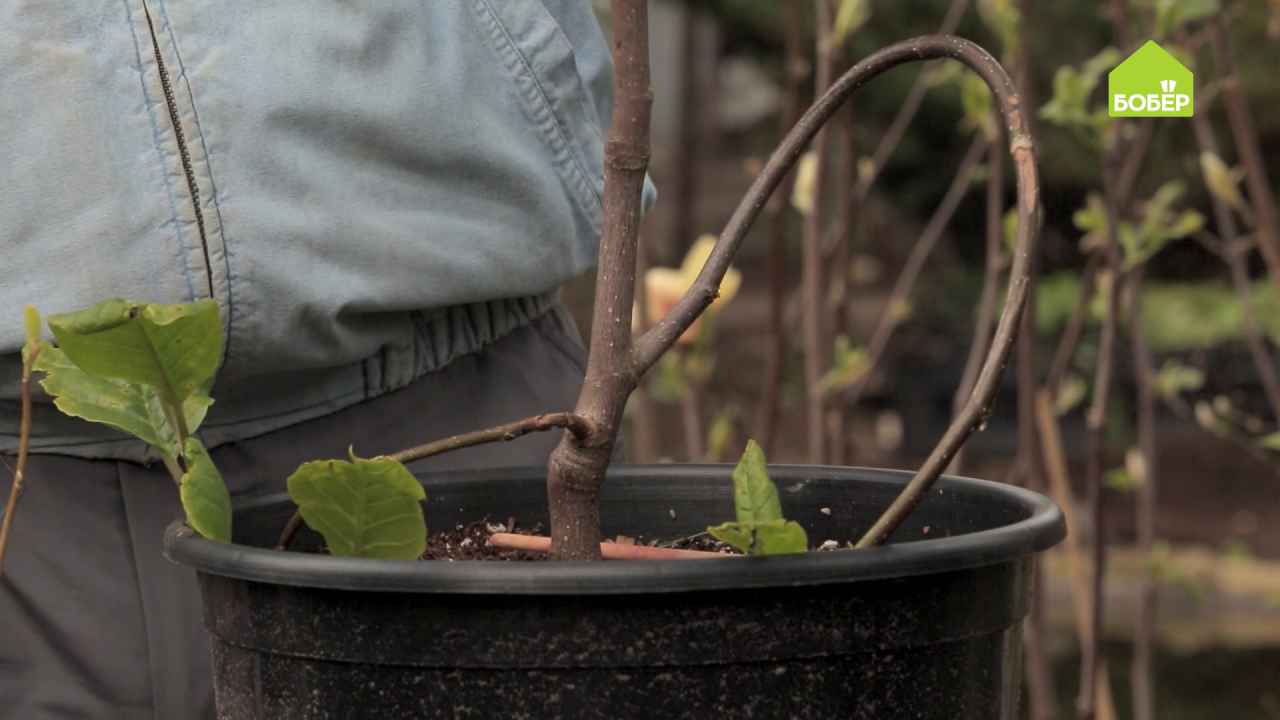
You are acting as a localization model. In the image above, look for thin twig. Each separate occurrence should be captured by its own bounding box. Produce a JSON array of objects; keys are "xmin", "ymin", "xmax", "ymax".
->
[
  {"xmin": 852, "ymin": 0, "xmax": 972, "ymax": 203},
  {"xmin": 1078, "ymin": 126, "xmax": 1130, "ymax": 720},
  {"xmin": 1035, "ymin": 390, "xmax": 1120, "ymax": 720},
  {"xmin": 390, "ymin": 413, "xmax": 595, "ymax": 464},
  {"xmin": 1128, "ymin": 267, "xmax": 1159, "ymax": 720},
  {"xmin": 842, "ymin": 133, "xmax": 988, "ymax": 409},
  {"xmin": 679, "ymin": 374, "xmax": 707, "ymax": 460},
  {"xmin": 0, "ymin": 345, "xmax": 40, "ymax": 577},
  {"xmin": 1045, "ymin": 256, "xmax": 1102, "ymax": 395},
  {"xmin": 1191, "ymin": 108, "xmax": 1280, "ymax": 423},
  {"xmin": 800, "ymin": 0, "xmax": 837, "ymax": 463},
  {"xmin": 952, "ymin": 135, "xmax": 1007, "ymax": 473},
  {"xmin": 1209, "ymin": 16, "xmax": 1280, "ymax": 295},
  {"xmin": 754, "ymin": 0, "xmax": 808, "ymax": 456}
]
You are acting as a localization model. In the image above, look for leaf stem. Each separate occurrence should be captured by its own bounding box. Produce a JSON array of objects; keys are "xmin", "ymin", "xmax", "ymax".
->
[{"xmin": 0, "ymin": 345, "xmax": 41, "ymax": 577}]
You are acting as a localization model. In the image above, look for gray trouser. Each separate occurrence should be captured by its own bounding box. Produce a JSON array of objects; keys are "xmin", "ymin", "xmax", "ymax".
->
[{"xmin": 0, "ymin": 309, "xmax": 587, "ymax": 719}]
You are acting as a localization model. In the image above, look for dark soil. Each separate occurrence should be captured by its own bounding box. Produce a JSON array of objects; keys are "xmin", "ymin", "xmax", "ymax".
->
[{"xmin": 418, "ymin": 519, "xmax": 850, "ymax": 561}]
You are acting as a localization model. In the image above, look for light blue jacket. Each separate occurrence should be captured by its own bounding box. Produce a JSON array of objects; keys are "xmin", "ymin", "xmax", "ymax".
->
[{"xmin": 1, "ymin": 1, "xmax": 628, "ymax": 459}]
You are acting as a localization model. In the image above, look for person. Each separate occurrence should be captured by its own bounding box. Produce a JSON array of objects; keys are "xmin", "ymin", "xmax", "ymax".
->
[{"xmin": 0, "ymin": 2, "xmax": 632, "ymax": 716}]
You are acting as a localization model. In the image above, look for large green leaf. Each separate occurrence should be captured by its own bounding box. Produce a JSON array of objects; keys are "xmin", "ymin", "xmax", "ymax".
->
[
  {"xmin": 730, "ymin": 439, "xmax": 782, "ymax": 525},
  {"xmin": 287, "ymin": 454, "xmax": 427, "ymax": 560},
  {"xmin": 180, "ymin": 438, "xmax": 232, "ymax": 542},
  {"xmin": 34, "ymin": 345, "xmax": 212, "ymax": 459},
  {"xmin": 47, "ymin": 299, "xmax": 222, "ymax": 411}
]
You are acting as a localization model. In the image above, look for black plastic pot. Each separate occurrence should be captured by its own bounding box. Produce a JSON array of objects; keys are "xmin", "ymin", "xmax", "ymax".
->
[{"xmin": 164, "ymin": 465, "xmax": 1064, "ymax": 719}]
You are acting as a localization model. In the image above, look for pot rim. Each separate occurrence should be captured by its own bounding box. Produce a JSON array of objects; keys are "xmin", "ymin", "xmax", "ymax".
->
[{"xmin": 163, "ymin": 464, "xmax": 1065, "ymax": 595}]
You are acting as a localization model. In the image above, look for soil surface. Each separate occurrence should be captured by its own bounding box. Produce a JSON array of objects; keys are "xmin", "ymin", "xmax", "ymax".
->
[{"xmin": 417, "ymin": 519, "xmax": 849, "ymax": 561}]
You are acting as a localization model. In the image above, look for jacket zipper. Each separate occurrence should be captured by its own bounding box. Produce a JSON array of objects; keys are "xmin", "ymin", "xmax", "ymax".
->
[{"xmin": 141, "ymin": 0, "xmax": 216, "ymax": 300}]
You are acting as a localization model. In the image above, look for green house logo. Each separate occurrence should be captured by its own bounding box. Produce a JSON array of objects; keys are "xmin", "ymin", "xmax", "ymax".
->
[{"xmin": 1109, "ymin": 40, "xmax": 1193, "ymax": 117}]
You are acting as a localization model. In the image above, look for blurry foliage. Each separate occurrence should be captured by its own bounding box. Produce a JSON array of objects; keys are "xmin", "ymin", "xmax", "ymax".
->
[
  {"xmin": 1117, "ymin": 182, "xmax": 1204, "ymax": 270},
  {"xmin": 1037, "ymin": 272, "xmax": 1280, "ymax": 352},
  {"xmin": 1040, "ymin": 47, "xmax": 1122, "ymax": 146}
]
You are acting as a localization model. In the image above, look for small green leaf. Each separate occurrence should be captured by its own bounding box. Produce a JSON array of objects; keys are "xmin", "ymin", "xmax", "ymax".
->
[
  {"xmin": 1040, "ymin": 48, "xmax": 1121, "ymax": 142},
  {"xmin": 706, "ymin": 408, "xmax": 737, "ymax": 463},
  {"xmin": 1154, "ymin": 360, "xmax": 1204, "ymax": 399},
  {"xmin": 48, "ymin": 299, "xmax": 223, "ymax": 409},
  {"xmin": 707, "ymin": 520, "xmax": 808, "ymax": 556},
  {"xmin": 959, "ymin": 73, "xmax": 996, "ymax": 140},
  {"xmin": 753, "ymin": 520, "xmax": 809, "ymax": 555},
  {"xmin": 707, "ymin": 522, "xmax": 754, "ymax": 554},
  {"xmin": 287, "ymin": 455, "xmax": 427, "ymax": 560},
  {"xmin": 180, "ymin": 437, "xmax": 232, "ymax": 542},
  {"xmin": 730, "ymin": 440, "xmax": 782, "ymax": 525},
  {"xmin": 1055, "ymin": 374, "xmax": 1088, "ymax": 416},
  {"xmin": 1199, "ymin": 151, "xmax": 1247, "ymax": 212},
  {"xmin": 34, "ymin": 345, "xmax": 211, "ymax": 459},
  {"xmin": 817, "ymin": 336, "xmax": 871, "ymax": 396},
  {"xmin": 1258, "ymin": 432, "xmax": 1280, "ymax": 452}
]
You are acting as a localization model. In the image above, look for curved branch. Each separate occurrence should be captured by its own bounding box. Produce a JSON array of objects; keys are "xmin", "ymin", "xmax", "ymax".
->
[{"xmin": 623, "ymin": 34, "xmax": 1038, "ymax": 549}]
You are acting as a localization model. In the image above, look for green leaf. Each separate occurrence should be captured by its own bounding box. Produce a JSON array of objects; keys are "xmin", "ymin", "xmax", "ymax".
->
[
  {"xmin": 817, "ymin": 336, "xmax": 871, "ymax": 396},
  {"xmin": 706, "ymin": 408, "xmax": 737, "ymax": 463},
  {"xmin": 1040, "ymin": 48, "xmax": 1121, "ymax": 142},
  {"xmin": 287, "ymin": 454, "xmax": 427, "ymax": 560},
  {"xmin": 753, "ymin": 520, "xmax": 809, "ymax": 555},
  {"xmin": 707, "ymin": 520, "xmax": 808, "ymax": 556},
  {"xmin": 730, "ymin": 439, "xmax": 783, "ymax": 525},
  {"xmin": 179, "ymin": 437, "xmax": 232, "ymax": 542},
  {"xmin": 1199, "ymin": 151, "xmax": 1248, "ymax": 213},
  {"xmin": 959, "ymin": 73, "xmax": 996, "ymax": 140},
  {"xmin": 34, "ymin": 345, "xmax": 211, "ymax": 459},
  {"xmin": 1153, "ymin": 360, "xmax": 1204, "ymax": 399},
  {"xmin": 48, "ymin": 299, "xmax": 223, "ymax": 411},
  {"xmin": 707, "ymin": 521, "xmax": 754, "ymax": 554}
]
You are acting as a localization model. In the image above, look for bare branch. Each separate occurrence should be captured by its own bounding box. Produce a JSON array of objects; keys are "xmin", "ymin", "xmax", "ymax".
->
[{"xmin": 389, "ymin": 413, "xmax": 596, "ymax": 465}]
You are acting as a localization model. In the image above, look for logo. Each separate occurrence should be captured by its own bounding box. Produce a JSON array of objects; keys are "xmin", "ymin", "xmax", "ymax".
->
[{"xmin": 1108, "ymin": 40, "xmax": 1194, "ymax": 117}]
